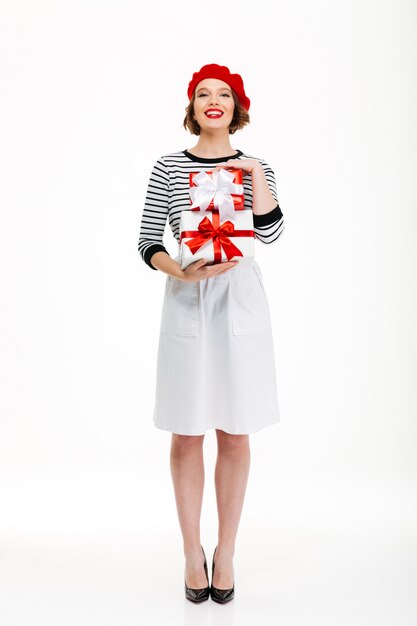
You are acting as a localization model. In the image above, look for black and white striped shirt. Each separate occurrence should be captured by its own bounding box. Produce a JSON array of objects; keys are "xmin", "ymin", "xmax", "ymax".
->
[{"xmin": 138, "ymin": 149, "xmax": 285, "ymax": 270}]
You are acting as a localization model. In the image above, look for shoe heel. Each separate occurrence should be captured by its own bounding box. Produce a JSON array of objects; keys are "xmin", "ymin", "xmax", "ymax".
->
[
  {"xmin": 210, "ymin": 545, "xmax": 235, "ymax": 604},
  {"xmin": 184, "ymin": 544, "xmax": 210, "ymax": 603}
]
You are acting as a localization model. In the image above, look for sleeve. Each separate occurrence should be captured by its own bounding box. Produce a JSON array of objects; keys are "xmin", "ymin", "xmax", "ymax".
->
[
  {"xmin": 252, "ymin": 160, "xmax": 285, "ymax": 245},
  {"xmin": 138, "ymin": 156, "xmax": 170, "ymax": 270}
]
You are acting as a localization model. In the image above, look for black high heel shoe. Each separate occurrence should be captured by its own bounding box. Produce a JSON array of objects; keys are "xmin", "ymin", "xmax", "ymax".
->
[
  {"xmin": 210, "ymin": 545, "xmax": 235, "ymax": 603},
  {"xmin": 184, "ymin": 544, "xmax": 210, "ymax": 603}
]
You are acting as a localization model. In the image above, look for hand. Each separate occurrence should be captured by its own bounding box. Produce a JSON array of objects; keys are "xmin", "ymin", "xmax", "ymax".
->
[
  {"xmin": 179, "ymin": 258, "xmax": 238, "ymax": 283},
  {"xmin": 212, "ymin": 158, "xmax": 262, "ymax": 177}
]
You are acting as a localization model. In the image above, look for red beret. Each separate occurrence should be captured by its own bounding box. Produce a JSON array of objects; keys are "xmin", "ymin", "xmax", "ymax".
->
[{"xmin": 187, "ymin": 63, "xmax": 250, "ymax": 111}]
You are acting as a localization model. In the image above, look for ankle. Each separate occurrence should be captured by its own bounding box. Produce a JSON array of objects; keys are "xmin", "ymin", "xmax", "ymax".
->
[
  {"xmin": 184, "ymin": 543, "xmax": 204, "ymax": 560},
  {"xmin": 215, "ymin": 544, "xmax": 235, "ymax": 559}
]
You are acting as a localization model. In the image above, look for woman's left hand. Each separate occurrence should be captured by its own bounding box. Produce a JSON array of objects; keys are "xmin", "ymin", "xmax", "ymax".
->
[{"xmin": 213, "ymin": 159, "xmax": 261, "ymax": 177}]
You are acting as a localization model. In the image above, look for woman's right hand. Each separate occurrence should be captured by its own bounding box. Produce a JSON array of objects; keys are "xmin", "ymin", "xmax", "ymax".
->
[{"xmin": 179, "ymin": 258, "xmax": 238, "ymax": 282}]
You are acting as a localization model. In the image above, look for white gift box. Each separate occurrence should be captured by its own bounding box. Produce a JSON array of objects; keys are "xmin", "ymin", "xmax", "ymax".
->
[{"xmin": 179, "ymin": 209, "xmax": 255, "ymax": 270}]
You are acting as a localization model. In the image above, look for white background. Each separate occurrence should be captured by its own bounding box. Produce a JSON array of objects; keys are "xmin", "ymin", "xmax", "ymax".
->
[{"xmin": 0, "ymin": 0, "xmax": 416, "ymax": 624}]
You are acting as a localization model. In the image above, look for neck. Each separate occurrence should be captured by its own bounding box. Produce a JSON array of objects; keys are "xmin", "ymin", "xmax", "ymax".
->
[{"xmin": 188, "ymin": 131, "xmax": 236, "ymax": 158}]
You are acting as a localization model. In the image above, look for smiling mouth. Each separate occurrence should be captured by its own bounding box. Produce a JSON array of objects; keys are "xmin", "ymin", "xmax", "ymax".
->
[{"xmin": 204, "ymin": 111, "xmax": 224, "ymax": 118}]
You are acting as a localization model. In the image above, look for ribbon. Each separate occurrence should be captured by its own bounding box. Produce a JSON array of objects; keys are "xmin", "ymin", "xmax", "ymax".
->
[
  {"xmin": 180, "ymin": 213, "xmax": 254, "ymax": 263},
  {"xmin": 189, "ymin": 169, "xmax": 244, "ymax": 221}
]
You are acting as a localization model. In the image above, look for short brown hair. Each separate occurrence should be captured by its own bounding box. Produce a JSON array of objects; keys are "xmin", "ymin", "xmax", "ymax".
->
[{"xmin": 183, "ymin": 88, "xmax": 250, "ymax": 135}]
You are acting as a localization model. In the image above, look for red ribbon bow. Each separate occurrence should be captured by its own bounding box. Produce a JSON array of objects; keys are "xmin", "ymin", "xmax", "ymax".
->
[{"xmin": 180, "ymin": 213, "xmax": 254, "ymax": 263}]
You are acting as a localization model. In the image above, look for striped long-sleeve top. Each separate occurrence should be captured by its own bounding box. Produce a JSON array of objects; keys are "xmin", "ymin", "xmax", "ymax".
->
[{"xmin": 138, "ymin": 148, "xmax": 285, "ymax": 270}]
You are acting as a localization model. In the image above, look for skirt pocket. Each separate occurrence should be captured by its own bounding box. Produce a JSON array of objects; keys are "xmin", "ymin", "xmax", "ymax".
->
[
  {"xmin": 160, "ymin": 276, "xmax": 199, "ymax": 337},
  {"xmin": 231, "ymin": 263, "xmax": 271, "ymax": 335}
]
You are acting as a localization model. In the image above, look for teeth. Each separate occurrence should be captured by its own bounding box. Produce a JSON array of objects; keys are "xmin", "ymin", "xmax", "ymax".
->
[{"xmin": 206, "ymin": 111, "xmax": 223, "ymax": 117}]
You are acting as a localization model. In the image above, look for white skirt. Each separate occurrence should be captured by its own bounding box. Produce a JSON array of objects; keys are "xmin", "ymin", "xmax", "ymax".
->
[{"xmin": 152, "ymin": 254, "xmax": 281, "ymax": 435}]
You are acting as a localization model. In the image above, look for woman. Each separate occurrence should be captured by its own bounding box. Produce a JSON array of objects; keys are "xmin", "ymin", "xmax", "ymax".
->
[{"xmin": 138, "ymin": 63, "xmax": 285, "ymax": 603}]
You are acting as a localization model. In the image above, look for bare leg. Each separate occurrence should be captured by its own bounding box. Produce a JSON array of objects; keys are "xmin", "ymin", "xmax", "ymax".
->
[
  {"xmin": 170, "ymin": 433, "xmax": 208, "ymax": 588},
  {"xmin": 213, "ymin": 429, "xmax": 250, "ymax": 588}
]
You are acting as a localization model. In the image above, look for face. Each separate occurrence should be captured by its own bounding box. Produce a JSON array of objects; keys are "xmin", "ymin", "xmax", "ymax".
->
[{"xmin": 192, "ymin": 78, "xmax": 235, "ymax": 131}]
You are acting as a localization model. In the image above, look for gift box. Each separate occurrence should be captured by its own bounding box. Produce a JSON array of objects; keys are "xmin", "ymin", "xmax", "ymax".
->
[
  {"xmin": 179, "ymin": 209, "xmax": 255, "ymax": 270},
  {"xmin": 189, "ymin": 168, "xmax": 244, "ymax": 221}
]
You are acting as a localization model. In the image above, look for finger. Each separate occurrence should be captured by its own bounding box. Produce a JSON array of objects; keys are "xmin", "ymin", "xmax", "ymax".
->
[
  {"xmin": 199, "ymin": 260, "xmax": 236, "ymax": 275},
  {"xmin": 217, "ymin": 263, "xmax": 237, "ymax": 274},
  {"xmin": 193, "ymin": 258, "xmax": 207, "ymax": 270},
  {"xmin": 210, "ymin": 263, "xmax": 235, "ymax": 276},
  {"xmin": 215, "ymin": 261, "xmax": 237, "ymax": 268},
  {"xmin": 214, "ymin": 161, "xmax": 236, "ymax": 169}
]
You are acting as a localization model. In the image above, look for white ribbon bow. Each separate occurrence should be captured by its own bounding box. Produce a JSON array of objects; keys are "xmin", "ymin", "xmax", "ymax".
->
[{"xmin": 190, "ymin": 168, "xmax": 243, "ymax": 221}]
